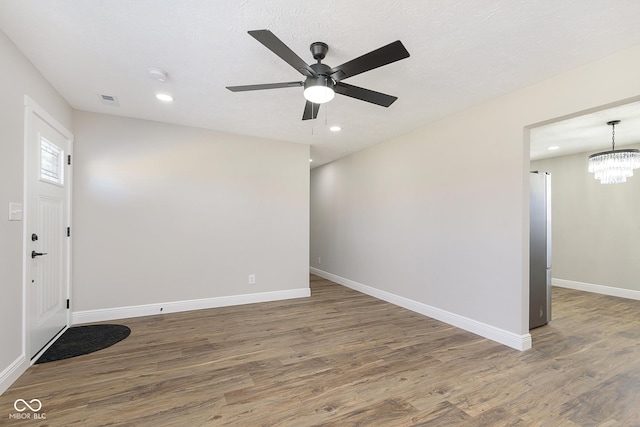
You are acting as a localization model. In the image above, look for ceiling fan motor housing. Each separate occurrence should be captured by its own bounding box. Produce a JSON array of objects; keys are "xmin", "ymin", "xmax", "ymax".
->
[
  {"xmin": 305, "ymin": 62, "xmax": 334, "ymax": 89},
  {"xmin": 304, "ymin": 75, "xmax": 334, "ymax": 91}
]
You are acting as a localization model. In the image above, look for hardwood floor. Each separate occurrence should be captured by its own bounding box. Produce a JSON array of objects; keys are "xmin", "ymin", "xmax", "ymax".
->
[{"xmin": 3, "ymin": 275, "xmax": 640, "ymax": 426}]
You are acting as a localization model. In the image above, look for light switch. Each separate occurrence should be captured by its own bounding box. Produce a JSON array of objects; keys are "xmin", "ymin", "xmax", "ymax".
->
[{"xmin": 9, "ymin": 203, "xmax": 23, "ymax": 221}]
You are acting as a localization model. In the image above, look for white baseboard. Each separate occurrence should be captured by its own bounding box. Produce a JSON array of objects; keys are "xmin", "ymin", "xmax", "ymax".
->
[
  {"xmin": 553, "ymin": 278, "xmax": 640, "ymax": 300},
  {"xmin": 0, "ymin": 354, "xmax": 29, "ymax": 395},
  {"xmin": 72, "ymin": 288, "xmax": 311, "ymax": 325},
  {"xmin": 310, "ymin": 267, "xmax": 531, "ymax": 351}
]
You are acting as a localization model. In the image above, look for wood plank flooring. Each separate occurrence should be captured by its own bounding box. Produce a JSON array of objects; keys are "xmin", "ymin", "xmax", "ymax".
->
[{"xmin": 2, "ymin": 275, "xmax": 640, "ymax": 426}]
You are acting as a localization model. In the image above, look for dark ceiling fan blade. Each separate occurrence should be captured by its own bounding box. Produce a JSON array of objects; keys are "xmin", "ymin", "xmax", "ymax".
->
[
  {"xmin": 330, "ymin": 40, "xmax": 410, "ymax": 81},
  {"xmin": 248, "ymin": 30, "xmax": 317, "ymax": 77},
  {"xmin": 334, "ymin": 82, "xmax": 398, "ymax": 107},
  {"xmin": 226, "ymin": 81, "xmax": 303, "ymax": 92},
  {"xmin": 302, "ymin": 101, "xmax": 320, "ymax": 120}
]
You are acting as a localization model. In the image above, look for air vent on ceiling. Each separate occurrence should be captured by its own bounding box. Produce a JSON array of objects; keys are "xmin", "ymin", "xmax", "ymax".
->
[{"xmin": 98, "ymin": 94, "xmax": 120, "ymax": 106}]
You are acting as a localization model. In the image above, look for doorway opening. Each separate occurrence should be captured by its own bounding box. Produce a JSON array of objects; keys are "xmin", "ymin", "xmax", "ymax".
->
[{"xmin": 525, "ymin": 95, "xmax": 640, "ymax": 330}]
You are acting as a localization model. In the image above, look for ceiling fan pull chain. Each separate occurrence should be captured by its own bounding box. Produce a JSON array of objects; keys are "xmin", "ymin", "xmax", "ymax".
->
[{"xmin": 325, "ymin": 104, "xmax": 328, "ymax": 126}]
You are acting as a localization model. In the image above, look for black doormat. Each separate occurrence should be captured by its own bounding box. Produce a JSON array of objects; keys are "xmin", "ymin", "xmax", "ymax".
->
[{"xmin": 35, "ymin": 324, "xmax": 131, "ymax": 364}]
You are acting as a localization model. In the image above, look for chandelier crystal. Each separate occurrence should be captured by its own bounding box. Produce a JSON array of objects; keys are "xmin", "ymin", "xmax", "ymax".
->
[{"xmin": 587, "ymin": 120, "xmax": 640, "ymax": 184}]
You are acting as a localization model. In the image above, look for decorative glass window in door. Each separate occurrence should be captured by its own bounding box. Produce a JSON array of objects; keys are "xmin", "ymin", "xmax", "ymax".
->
[{"xmin": 40, "ymin": 137, "xmax": 64, "ymax": 185}]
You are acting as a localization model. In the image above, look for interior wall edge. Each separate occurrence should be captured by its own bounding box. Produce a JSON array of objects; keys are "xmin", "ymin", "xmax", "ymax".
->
[{"xmin": 310, "ymin": 267, "xmax": 532, "ymax": 351}]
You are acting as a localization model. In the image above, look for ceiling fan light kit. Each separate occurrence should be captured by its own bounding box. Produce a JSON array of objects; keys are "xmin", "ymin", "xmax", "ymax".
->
[
  {"xmin": 588, "ymin": 120, "xmax": 640, "ymax": 184},
  {"xmin": 226, "ymin": 30, "xmax": 410, "ymax": 120},
  {"xmin": 303, "ymin": 76, "xmax": 335, "ymax": 104}
]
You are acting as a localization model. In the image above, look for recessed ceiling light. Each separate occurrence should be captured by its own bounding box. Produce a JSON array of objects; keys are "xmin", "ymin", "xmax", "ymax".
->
[
  {"xmin": 330, "ymin": 126, "xmax": 341, "ymax": 132},
  {"xmin": 548, "ymin": 146, "xmax": 560, "ymax": 150},
  {"xmin": 309, "ymin": 159, "xmax": 313, "ymax": 162},
  {"xmin": 156, "ymin": 93, "xmax": 174, "ymax": 102}
]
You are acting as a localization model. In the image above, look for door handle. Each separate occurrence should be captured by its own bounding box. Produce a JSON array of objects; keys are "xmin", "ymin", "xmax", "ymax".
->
[{"xmin": 31, "ymin": 250, "xmax": 48, "ymax": 259}]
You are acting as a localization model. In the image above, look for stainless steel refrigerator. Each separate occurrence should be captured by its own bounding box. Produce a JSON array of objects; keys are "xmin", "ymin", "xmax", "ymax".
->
[{"xmin": 530, "ymin": 171, "xmax": 551, "ymax": 329}]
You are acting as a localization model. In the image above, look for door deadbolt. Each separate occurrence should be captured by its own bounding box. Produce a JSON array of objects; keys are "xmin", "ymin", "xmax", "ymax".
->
[{"xmin": 31, "ymin": 233, "xmax": 38, "ymax": 241}]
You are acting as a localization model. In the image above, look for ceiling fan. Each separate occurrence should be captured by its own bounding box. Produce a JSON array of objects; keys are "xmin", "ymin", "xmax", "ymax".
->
[{"xmin": 226, "ymin": 30, "xmax": 410, "ymax": 120}]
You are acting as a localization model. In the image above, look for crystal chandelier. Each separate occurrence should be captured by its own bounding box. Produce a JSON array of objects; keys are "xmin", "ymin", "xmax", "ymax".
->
[{"xmin": 588, "ymin": 120, "xmax": 640, "ymax": 184}]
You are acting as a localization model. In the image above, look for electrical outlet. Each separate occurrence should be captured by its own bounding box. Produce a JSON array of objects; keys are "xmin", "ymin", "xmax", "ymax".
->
[{"xmin": 248, "ymin": 274, "xmax": 256, "ymax": 285}]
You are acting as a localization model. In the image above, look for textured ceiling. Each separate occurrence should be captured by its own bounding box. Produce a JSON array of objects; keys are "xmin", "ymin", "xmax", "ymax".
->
[{"xmin": 1, "ymin": 1, "xmax": 640, "ymax": 167}]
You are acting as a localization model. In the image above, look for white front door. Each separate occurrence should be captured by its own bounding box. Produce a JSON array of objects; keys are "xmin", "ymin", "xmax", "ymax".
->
[{"xmin": 25, "ymin": 97, "xmax": 73, "ymax": 359}]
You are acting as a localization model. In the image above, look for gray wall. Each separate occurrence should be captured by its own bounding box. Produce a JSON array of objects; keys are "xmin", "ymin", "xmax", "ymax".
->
[
  {"xmin": 310, "ymin": 44, "xmax": 640, "ymax": 345},
  {"xmin": 72, "ymin": 111, "xmax": 310, "ymax": 311},
  {"xmin": 531, "ymin": 143, "xmax": 640, "ymax": 291},
  {"xmin": 0, "ymin": 30, "xmax": 72, "ymax": 387}
]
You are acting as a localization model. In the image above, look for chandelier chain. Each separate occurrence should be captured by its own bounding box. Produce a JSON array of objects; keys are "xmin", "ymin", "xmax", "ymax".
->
[{"xmin": 611, "ymin": 122, "xmax": 616, "ymax": 151}]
